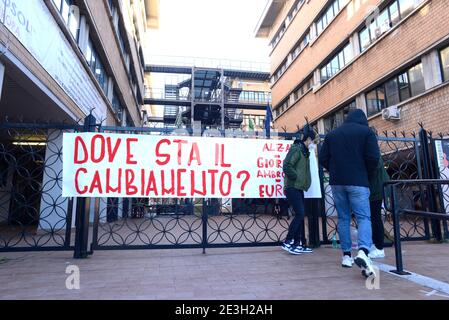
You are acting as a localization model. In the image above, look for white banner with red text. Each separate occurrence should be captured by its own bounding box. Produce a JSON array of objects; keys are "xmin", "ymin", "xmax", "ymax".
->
[{"xmin": 62, "ymin": 133, "xmax": 322, "ymax": 199}]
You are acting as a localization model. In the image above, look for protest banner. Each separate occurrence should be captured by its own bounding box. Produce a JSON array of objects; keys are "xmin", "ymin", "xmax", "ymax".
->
[{"xmin": 62, "ymin": 133, "xmax": 321, "ymax": 199}]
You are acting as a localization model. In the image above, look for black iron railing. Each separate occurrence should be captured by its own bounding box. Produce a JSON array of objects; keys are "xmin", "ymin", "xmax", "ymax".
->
[{"xmin": 386, "ymin": 179, "xmax": 449, "ymax": 275}]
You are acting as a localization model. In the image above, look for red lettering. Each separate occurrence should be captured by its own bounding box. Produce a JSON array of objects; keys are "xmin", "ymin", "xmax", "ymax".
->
[
  {"xmin": 74, "ymin": 136, "xmax": 88, "ymax": 164},
  {"xmin": 106, "ymin": 168, "xmax": 121, "ymax": 193},
  {"xmin": 161, "ymin": 170, "xmax": 175, "ymax": 195},
  {"xmin": 176, "ymin": 169, "xmax": 187, "ymax": 196},
  {"xmin": 145, "ymin": 170, "xmax": 158, "ymax": 196},
  {"xmin": 265, "ymin": 185, "xmax": 274, "ymax": 197},
  {"xmin": 74, "ymin": 168, "xmax": 88, "ymax": 194},
  {"xmin": 276, "ymin": 184, "xmax": 284, "ymax": 197},
  {"xmin": 188, "ymin": 143, "xmax": 202, "ymax": 166},
  {"xmin": 208, "ymin": 169, "xmax": 219, "ymax": 195},
  {"xmin": 91, "ymin": 134, "xmax": 106, "ymax": 163},
  {"xmin": 259, "ymin": 185, "xmax": 265, "ymax": 198},
  {"xmin": 277, "ymin": 143, "xmax": 284, "ymax": 152},
  {"xmin": 262, "ymin": 143, "xmax": 273, "ymax": 152},
  {"xmin": 220, "ymin": 144, "xmax": 231, "ymax": 167},
  {"xmin": 276, "ymin": 159, "xmax": 282, "ymax": 168},
  {"xmin": 173, "ymin": 139, "xmax": 188, "ymax": 165},
  {"xmin": 125, "ymin": 169, "xmax": 138, "ymax": 195},
  {"xmin": 215, "ymin": 143, "xmax": 219, "ymax": 166},
  {"xmin": 106, "ymin": 138, "xmax": 121, "ymax": 163},
  {"xmin": 156, "ymin": 139, "xmax": 171, "ymax": 165},
  {"xmin": 126, "ymin": 138, "xmax": 138, "ymax": 165},
  {"xmin": 89, "ymin": 171, "xmax": 103, "ymax": 194},
  {"xmin": 140, "ymin": 168, "xmax": 145, "ymax": 196},
  {"xmin": 191, "ymin": 170, "xmax": 207, "ymax": 196}
]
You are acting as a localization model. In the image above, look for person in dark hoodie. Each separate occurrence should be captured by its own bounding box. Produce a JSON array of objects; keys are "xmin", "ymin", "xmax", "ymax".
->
[
  {"xmin": 319, "ymin": 109, "xmax": 380, "ymax": 277},
  {"xmin": 281, "ymin": 124, "xmax": 316, "ymax": 255}
]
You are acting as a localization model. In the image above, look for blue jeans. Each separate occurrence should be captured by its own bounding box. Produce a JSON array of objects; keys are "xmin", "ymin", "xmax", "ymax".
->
[
  {"xmin": 331, "ymin": 185, "xmax": 372, "ymax": 253},
  {"xmin": 285, "ymin": 187, "xmax": 305, "ymax": 245}
]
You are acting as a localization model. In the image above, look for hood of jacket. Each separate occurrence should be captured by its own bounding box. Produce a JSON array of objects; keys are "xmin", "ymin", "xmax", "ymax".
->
[{"xmin": 345, "ymin": 109, "xmax": 369, "ymax": 126}]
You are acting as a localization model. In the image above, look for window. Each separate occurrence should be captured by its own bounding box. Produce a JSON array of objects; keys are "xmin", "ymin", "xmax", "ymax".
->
[
  {"xmin": 398, "ymin": 72, "xmax": 411, "ymax": 101},
  {"xmin": 271, "ymin": 32, "xmax": 309, "ymax": 83},
  {"xmin": 440, "ymin": 46, "xmax": 449, "ymax": 82},
  {"xmin": 399, "ymin": 0, "xmax": 415, "ymax": 17},
  {"xmin": 359, "ymin": 27, "xmax": 371, "ymax": 52},
  {"xmin": 67, "ymin": 6, "xmax": 80, "ymax": 40},
  {"xmin": 366, "ymin": 90, "xmax": 380, "ymax": 116},
  {"xmin": 378, "ymin": 8, "xmax": 390, "ymax": 34},
  {"xmin": 52, "ymin": 0, "xmax": 79, "ymax": 40},
  {"xmin": 358, "ymin": 0, "xmax": 424, "ymax": 53},
  {"xmin": 86, "ymin": 40, "xmax": 109, "ymax": 94},
  {"xmin": 291, "ymin": 77, "xmax": 312, "ymax": 102},
  {"xmin": 315, "ymin": 0, "xmax": 342, "ymax": 36},
  {"xmin": 343, "ymin": 43, "xmax": 353, "ymax": 64},
  {"xmin": 385, "ymin": 78, "xmax": 400, "ymax": 106},
  {"xmin": 366, "ymin": 86, "xmax": 386, "ymax": 116},
  {"xmin": 52, "ymin": 0, "xmax": 62, "ymax": 11},
  {"xmin": 320, "ymin": 43, "xmax": 353, "ymax": 83},
  {"xmin": 323, "ymin": 101, "xmax": 356, "ymax": 132},
  {"xmin": 377, "ymin": 86, "xmax": 386, "ymax": 110},
  {"xmin": 389, "ymin": 1, "xmax": 400, "ymax": 26},
  {"xmin": 408, "ymin": 63, "xmax": 425, "ymax": 96}
]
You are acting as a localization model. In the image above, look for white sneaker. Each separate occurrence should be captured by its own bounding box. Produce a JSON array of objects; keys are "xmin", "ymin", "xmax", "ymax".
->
[
  {"xmin": 369, "ymin": 248, "xmax": 385, "ymax": 259},
  {"xmin": 354, "ymin": 250, "xmax": 376, "ymax": 278},
  {"xmin": 341, "ymin": 255, "xmax": 354, "ymax": 268}
]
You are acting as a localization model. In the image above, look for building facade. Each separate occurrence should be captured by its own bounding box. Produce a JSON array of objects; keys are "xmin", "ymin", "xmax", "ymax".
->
[
  {"xmin": 0, "ymin": 0, "xmax": 158, "ymax": 234},
  {"xmin": 0, "ymin": 0, "xmax": 159, "ymax": 127},
  {"xmin": 256, "ymin": 0, "xmax": 449, "ymax": 134}
]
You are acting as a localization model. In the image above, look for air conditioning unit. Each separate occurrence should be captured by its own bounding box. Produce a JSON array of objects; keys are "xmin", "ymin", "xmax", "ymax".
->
[{"xmin": 382, "ymin": 105, "xmax": 401, "ymax": 121}]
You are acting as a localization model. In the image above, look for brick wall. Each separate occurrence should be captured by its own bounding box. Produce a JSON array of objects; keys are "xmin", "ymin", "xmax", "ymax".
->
[
  {"xmin": 274, "ymin": 1, "xmax": 449, "ymax": 133},
  {"xmin": 271, "ymin": 0, "xmax": 382, "ymax": 103},
  {"xmin": 369, "ymin": 82, "xmax": 449, "ymax": 135}
]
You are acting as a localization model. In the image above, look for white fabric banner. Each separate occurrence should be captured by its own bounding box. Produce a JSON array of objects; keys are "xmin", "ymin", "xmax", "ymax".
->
[{"xmin": 62, "ymin": 133, "xmax": 322, "ymax": 199}]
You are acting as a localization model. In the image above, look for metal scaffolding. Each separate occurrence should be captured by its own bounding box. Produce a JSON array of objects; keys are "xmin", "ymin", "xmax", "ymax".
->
[{"xmin": 144, "ymin": 59, "xmax": 271, "ymax": 130}]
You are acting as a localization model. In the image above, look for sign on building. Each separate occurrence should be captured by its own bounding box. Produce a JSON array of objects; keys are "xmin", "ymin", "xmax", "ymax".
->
[
  {"xmin": 62, "ymin": 133, "xmax": 322, "ymax": 199},
  {"xmin": 0, "ymin": 0, "xmax": 107, "ymax": 120}
]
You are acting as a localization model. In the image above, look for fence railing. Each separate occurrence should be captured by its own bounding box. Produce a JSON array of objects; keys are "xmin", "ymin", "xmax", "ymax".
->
[{"xmin": 386, "ymin": 179, "xmax": 449, "ymax": 275}]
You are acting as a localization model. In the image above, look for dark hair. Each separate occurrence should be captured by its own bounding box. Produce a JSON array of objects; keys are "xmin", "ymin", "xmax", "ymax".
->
[{"xmin": 301, "ymin": 124, "xmax": 316, "ymax": 142}]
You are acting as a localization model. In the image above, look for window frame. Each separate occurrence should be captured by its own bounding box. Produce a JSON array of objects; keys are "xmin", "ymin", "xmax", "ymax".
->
[{"xmin": 439, "ymin": 46, "xmax": 449, "ymax": 83}]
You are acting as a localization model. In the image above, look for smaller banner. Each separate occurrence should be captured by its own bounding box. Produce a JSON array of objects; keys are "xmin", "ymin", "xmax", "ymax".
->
[{"xmin": 434, "ymin": 139, "xmax": 449, "ymax": 213}]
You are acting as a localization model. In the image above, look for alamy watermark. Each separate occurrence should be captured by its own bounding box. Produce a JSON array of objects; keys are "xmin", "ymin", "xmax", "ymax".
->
[{"xmin": 365, "ymin": 266, "xmax": 381, "ymax": 290}]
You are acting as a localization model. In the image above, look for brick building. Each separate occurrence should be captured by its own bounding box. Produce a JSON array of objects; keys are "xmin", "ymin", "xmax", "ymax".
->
[
  {"xmin": 256, "ymin": 0, "xmax": 449, "ymax": 134},
  {"xmin": 0, "ymin": 0, "xmax": 159, "ymax": 126}
]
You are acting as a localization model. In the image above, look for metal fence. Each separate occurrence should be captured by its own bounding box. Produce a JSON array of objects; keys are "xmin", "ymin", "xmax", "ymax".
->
[
  {"xmin": 0, "ymin": 119, "xmax": 446, "ymax": 256},
  {"xmin": 318, "ymin": 131, "xmax": 431, "ymax": 245},
  {"xmin": 0, "ymin": 123, "xmax": 79, "ymax": 252}
]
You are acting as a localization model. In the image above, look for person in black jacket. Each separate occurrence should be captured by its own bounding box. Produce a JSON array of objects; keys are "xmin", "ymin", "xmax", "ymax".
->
[{"xmin": 319, "ymin": 109, "xmax": 380, "ymax": 278}]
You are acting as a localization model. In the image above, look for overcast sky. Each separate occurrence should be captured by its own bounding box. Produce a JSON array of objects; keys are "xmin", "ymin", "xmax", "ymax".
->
[{"xmin": 146, "ymin": 0, "xmax": 270, "ymax": 64}]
